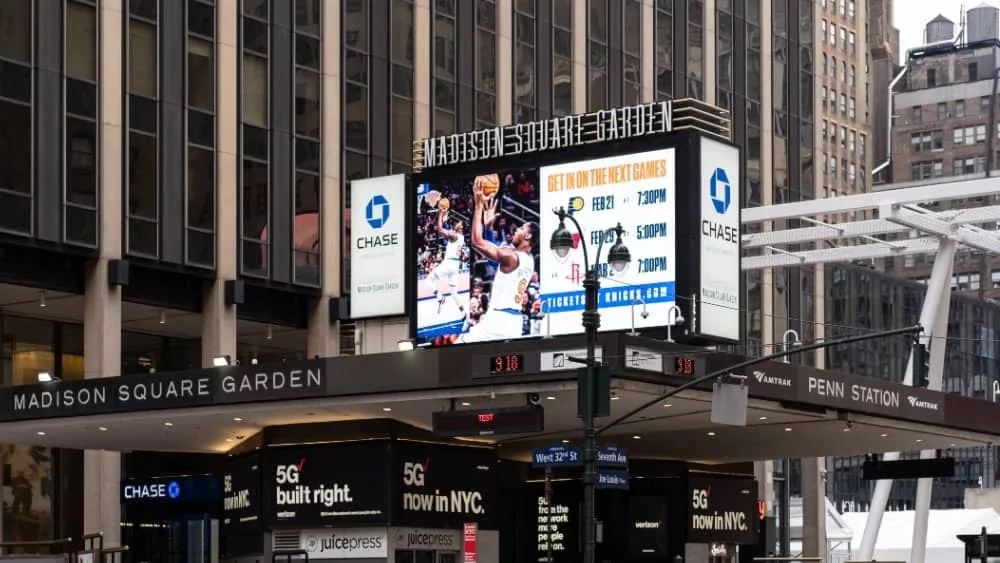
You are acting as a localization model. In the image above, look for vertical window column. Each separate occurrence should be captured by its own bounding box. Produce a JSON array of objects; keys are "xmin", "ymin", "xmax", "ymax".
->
[
  {"xmin": 187, "ymin": 0, "xmax": 217, "ymax": 267},
  {"xmin": 390, "ymin": 0, "xmax": 414, "ymax": 173},
  {"xmin": 65, "ymin": 0, "xmax": 98, "ymax": 247},
  {"xmin": 686, "ymin": 0, "xmax": 704, "ymax": 99},
  {"xmin": 342, "ymin": 0, "xmax": 370, "ymax": 184},
  {"xmin": 513, "ymin": 0, "xmax": 536, "ymax": 122},
  {"xmin": 716, "ymin": 0, "xmax": 734, "ymax": 111},
  {"xmin": 552, "ymin": 0, "xmax": 572, "ymax": 115},
  {"xmin": 622, "ymin": 0, "xmax": 640, "ymax": 105},
  {"xmin": 293, "ymin": 0, "xmax": 322, "ymax": 286},
  {"xmin": 432, "ymin": 0, "xmax": 457, "ymax": 136},
  {"xmin": 239, "ymin": 0, "xmax": 270, "ymax": 277},
  {"xmin": 475, "ymin": 0, "xmax": 497, "ymax": 128},
  {"xmin": 587, "ymin": 0, "xmax": 608, "ymax": 111},
  {"xmin": 654, "ymin": 0, "xmax": 673, "ymax": 100},
  {"xmin": 0, "ymin": 1, "xmax": 32, "ymax": 236},
  {"xmin": 126, "ymin": 0, "xmax": 160, "ymax": 257}
]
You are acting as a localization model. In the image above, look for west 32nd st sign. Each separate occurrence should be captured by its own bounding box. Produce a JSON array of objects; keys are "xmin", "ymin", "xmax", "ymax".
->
[{"xmin": 0, "ymin": 359, "xmax": 329, "ymax": 421}]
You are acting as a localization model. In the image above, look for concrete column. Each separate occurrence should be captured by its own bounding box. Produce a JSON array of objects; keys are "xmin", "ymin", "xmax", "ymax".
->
[
  {"xmin": 640, "ymin": 0, "xmax": 654, "ymax": 102},
  {"xmin": 82, "ymin": 0, "xmax": 124, "ymax": 544},
  {"xmin": 702, "ymin": 0, "xmax": 716, "ymax": 105},
  {"xmin": 571, "ymin": 0, "xmax": 587, "ymax": 113},
  {"xmin": 413, "ymin": 0, "xmax": 431, "ymax": 139},
  {"xmin": 202, "ymin": 0, "xmax": 239, "ymax": 367},
  {"xmin": 496, "ymin": 0, "xmax": 513, "ymax": 125},
  {"xmin": 802, "ymin": 457, "xmax": 828, "ymax": 562},
  {"xmin": 306, "ymin": 0, "xmax": 343, "ymax": 358}
]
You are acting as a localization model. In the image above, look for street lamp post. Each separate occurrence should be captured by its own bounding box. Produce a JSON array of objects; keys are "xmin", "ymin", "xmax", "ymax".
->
[{"xmin": 549, "ymin": 207, "xmax": 632, "ymax": 563}]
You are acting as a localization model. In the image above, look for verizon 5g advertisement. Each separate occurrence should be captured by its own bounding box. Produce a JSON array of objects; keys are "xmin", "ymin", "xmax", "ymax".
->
[
  {"xmin": 396, "ymin": 442, "xmax": 497, "ymax": 529},
  {"xmin": 350, "ymin": 174, "xmax": 408, "ymax": 319},
  {"xmin": 697, "ymin": 138, "xmax": 741, "ymax": 342},
  {"xmin": 267, "ymin": 442, "xmax": 389, "ymax": 526}
]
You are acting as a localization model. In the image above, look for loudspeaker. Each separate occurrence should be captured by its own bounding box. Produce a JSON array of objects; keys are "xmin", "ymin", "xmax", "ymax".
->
[
  {"xmin": 107, "ymin": 259, "xmax": 130, "ymax": 287},
  {"xmin": 329, "ymin": 297, "xmax": 346, "ymax": 322},
  {"xmin": 224, "ymin": 279, "xmax": 245, "ymax": 306}
]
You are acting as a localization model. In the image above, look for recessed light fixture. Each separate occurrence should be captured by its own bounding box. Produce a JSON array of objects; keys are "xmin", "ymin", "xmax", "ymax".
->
[
  {"xmin": 546, "ymin": 396, "xmax": 556, "ymax": 401},
  {"xmin": 383, "ymin": 407, "xmax": 392, "ymax": 412},
  {"xmin": 663, "ymin": 403, "xmax": 672, "ymax": 408},
  {"xmin": 225, "ymin": 438, "xmax": 235, "ymax": 442},
  {"xmin": 915, "ymin": 438, "xmax": 923, "ymax": 443},
  {"xmin": 37, "ymin": 372, "xmax": 54, "ymax": 383},
  {"xmin": 707, "ymin": 431, "xmax": 716, "ymax": 436},
  {"xmin": 36, "ymin": 431, "xmax": 46, "ymax": 436},
  {"xmin": 950, "ymin": 443, "xmax": 957, "ymax": 447},
  {"xmin": 784, "ymin": 427, "xmax": 792, "ymax": 432},
  {"xmin": 461, "ymin": 401, "xmax": 471, "ymax": 407},
  {"xmin": 632, "ymin": 435, "xmax": 641, "ymax": 440},
  {"xmin": 880, "ymin": 433, "xmax": 888, "ymax": 437},
  {"xmin": 233, "ymin": 417, "xmax": 243, "ymax": 422},
  {"xmin": 561, "ymin": 439, "xmax": 570, "ymax": 444},
  {"xmin": 164, "ymin": 422, "xmax": 174, "ymax": 427},
  {"xmin": 98, "ymin": 426, "xmax": 108, "ymax": 432},
  {"xmin": 759, "ymin": 416, "xmax": 768, "ymax": 420},
  {"xmin": 610, "ymin": 396, "xmax": 620, "ymax": 401}
]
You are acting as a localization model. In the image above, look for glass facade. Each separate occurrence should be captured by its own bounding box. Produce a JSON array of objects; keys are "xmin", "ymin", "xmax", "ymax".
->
[{"xmin": 240, "ymin": 0, "xmax": 271, "ymax": 278}]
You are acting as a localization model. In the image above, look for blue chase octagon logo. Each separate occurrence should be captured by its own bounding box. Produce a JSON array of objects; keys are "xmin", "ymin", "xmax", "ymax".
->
[
  {"xmin": 709, "ymin": 167, "xmax": 732, "ymax": 215},
  {"xmin": 365, "ymin": 194, "xmax": 391, "ymax": 229}
]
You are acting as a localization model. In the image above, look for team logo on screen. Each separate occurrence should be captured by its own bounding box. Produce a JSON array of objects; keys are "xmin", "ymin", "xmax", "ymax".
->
[
  {"xmin": 365, "ymin": 194, "xmax": 391, "ymax": 229},
  {"xmin": 709, "ymin": 167, "xmax": 732, "ymax": 215},
  {"xmin": 568, "ymin": 196, "xmax": 585, "ymax": 215}
]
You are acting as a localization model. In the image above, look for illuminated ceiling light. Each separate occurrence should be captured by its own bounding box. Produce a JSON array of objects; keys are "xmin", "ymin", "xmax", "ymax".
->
[
  {"xmin": 784, "ymin": 427, "xmax": 792, "ymax": 432},
  {"xmin": 38, "ymin": 290, "xmax": 46, "ymax": 308},
  {"xmin": 36, "ymin": 431, "xmax": 46, "ymax": 436},
  {"xmin": 707, "ymin": 431, "xmax": 716, "ymax": 436},
  {"xmin": 382, "ymin": 407, "xmax": 392, "ymax": 412},
  {"xmin": 164, "ymin": 422, "xmax": 174, "ymax": 427},
  {"xmin": 266, "ymin": 325, "xmax": 274, "ymax": 341},
  {"xmin": 758, "ymin": 416, "xmax": 768, "ymax": 420},
  {"xmin": 460, "ymin": 401, "xmax": 471, "ymax": 407},
  {"xmin": 233, "ymin": 417, "xmax": 243, "ymax": 422},
  {"xmin": 159, "ymin": 310, "xmax": 166, "ymax": 324},
  {"xmin": 632, "ymin": 435, "xmax": 641, "ymax": 440},
  {"xmin": 663, "ymin": 403, "xmax": 672, "ymax": 408},
  {"xmin": 37, "ymin": 372, "xmax": 54, "ymax": 383},
  {"xmin": 561, "ymin": 439, "xmax": 570, "ymax": 444},
  {"xmin": 915, "ymin": 438, "xmax": 923, "ymax": 443},
  {"xmin": 397, "ymin": 339, "xmax": 415, "ymax": 351},
  {"xmin": 212, "ymin": 355, "xmax": 232, "ymax": 367},
  {"xmin": 843, "ymin": 427, "xmax": 851, "ymax": 432},
  {"xmin": 545, "ymin": 396, "xmax": 556, "ymax": 401},
  {"xmin": 880, "ymin": 433, "xmax": 888, "ymax": 437},
  {"xmin": 225, "ymin": 438, "xmax": 235, "ymax": 442},
  {"xmin": 610, "ymin": 392, "xmax": 620, "ymax": 401},
  {"xmin": 98, "ymin": 427, "xmax": 108, "ymax": 432},
  {"xmin": 950, "ymin": 443, "xmax": 957, "ymax": 447}
]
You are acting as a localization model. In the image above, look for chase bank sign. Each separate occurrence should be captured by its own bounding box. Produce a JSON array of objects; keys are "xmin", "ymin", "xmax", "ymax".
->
[{"xmin": 121, "ymin": 476, "xmax": 222, "ymax": 504}]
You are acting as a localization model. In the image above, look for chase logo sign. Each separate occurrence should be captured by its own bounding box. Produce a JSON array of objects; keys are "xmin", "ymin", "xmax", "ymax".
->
[
  {"xmin": 365, "ymin": 194, "xmax": 391, "ymax": 229},
  {"xmin": 710, "ymin": 167, "xmax": 731, "ymax": 214}
]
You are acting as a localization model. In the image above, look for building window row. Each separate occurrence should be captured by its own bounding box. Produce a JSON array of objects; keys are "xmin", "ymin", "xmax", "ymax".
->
[
  {"xmin": 954, "ymin": 125, "xmax": 988, "ymax": 146},
  {"xmin": 823, "ymin": 153, "xmax": 859, "ymax": 185},
  {"xmin": 821, "ymin": 86, "xmax": 856, "ymax": 120},
  {"xmin": 821, "ymin": 0, "xmax": 855, "ymax": 21},
  {"xmin": 911, "ymin": 160, "xmax": 944, "ymax": 180},
  {"xmin": 821, "ymin": 58, "xmax": 856, "ymax": 89},
  {"xmin": 910, "ymin": 130, "xmax": 944, "ymax": 152},
  {"xmin": 954, "ymin": 156, "xmax": 988, "ymax": 177},
  {"xmin": 820, "ymin": 20, "xmax": 855, "ymax": 54}
]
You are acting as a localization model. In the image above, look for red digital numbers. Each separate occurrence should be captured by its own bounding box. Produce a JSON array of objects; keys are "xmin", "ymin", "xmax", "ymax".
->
[
  {"xmin": 674, "ymin": 356, "xmax": 696, "ymax": 376},
  {"xmin": 477, "ymin": 413, "xmax": 495, "ymax": 423},
  {"xmin": 490, "ymin": 354, "xmax": 524, "ymax": 374}
]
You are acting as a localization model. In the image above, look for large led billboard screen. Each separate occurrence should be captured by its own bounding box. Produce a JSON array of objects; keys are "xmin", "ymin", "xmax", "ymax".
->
[{"xmin": 414, "ymin": 149, "xmax": 676, "ymax": 346}]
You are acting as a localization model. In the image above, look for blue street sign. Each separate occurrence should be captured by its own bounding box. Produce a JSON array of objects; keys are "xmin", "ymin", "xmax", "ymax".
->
[
  {"xmin": 596, "ymin": 470, "xmax": 629, "ymax": 489},
  {"xmin": 532, "ymin": 445, "xmax": 583, "ymax": 467},
  {"xmin": 596, "ymin": 445, "xmax": 628, "ymax": 467}
]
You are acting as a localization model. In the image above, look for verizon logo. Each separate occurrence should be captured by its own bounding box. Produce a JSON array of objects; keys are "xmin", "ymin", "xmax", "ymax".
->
[
  {"xmin": 907, "ymin": 395, "xmax": 939, "ymax": 410},
  {"xmin": 753, "ymin": 371, "xmax": 792, "ymax": 388}
]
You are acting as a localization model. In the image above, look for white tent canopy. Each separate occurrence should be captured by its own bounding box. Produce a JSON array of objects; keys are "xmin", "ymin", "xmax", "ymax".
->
[{"xmin": 836, "ymin": 508, "xmax": 1000, "ymax": 563}]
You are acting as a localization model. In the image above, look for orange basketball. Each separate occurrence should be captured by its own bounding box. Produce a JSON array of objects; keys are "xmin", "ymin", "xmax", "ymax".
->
[
  {"xmin": 439, "ymin": 197, "xmax": 450, "ymax": 210},
  {"xmin": 479, "ymin": 174, "xmax": 501, "ymax": 197}
]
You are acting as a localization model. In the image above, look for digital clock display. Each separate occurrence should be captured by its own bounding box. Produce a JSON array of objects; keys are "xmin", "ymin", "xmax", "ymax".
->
[
  {"xmin": 489, "ymin": 353, "xmax": 525, "ymax": 374},
  {"xmin": 673, "ymin": 356, "xmax": 696, "ymax": 376},
  {"xmin": 432, "ymin": 405, "xmax": 545, "ymax": 437}
]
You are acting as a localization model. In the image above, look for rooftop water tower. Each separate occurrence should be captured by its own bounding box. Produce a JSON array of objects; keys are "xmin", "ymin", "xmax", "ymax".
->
[
  {"xmin": 926, "ymin": 14, "xmax": 956, "ymax": 43},
  {"xmin": 967, "ymin": 3, "xmax": 1000, "ymax": 42}
]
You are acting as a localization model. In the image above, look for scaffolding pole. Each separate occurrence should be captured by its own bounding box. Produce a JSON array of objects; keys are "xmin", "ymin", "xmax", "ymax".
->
[{"xmin": 856, "ymin": 238, "xmax": 957, "ymax": 561}]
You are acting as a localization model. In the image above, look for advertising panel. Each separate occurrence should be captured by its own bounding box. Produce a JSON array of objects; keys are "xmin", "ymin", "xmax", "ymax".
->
[
  {"xmin": 629, "ymin": 495, "xmax": 669, "ymax": 558},
  {"xmin": 121, "ymin": 475, "xmax": 221, "ymax": 504},
  {"xmin": 697, "ymin": 138, "xmax": 741, "ymax": 342},
  {"xmin": 300, "ymin": 528, "xmax": 388, "ymax": 559},
  {"xmin": 350, "ymin": 175, "xmax": 408, "ymax": 318},
  {"xmin": 687, "ymin": 476, "xmax": 757, "ymax": 545},
  {"xmin": 414, "ymin": 148, "xmax": 676, "ymax": 346},
  {"xmin": 267, "ymin": 442, "xmax": 389, "ymax": 526},
  {"xmin": 394, "ymin": 442, "xmax": 496, "ymax": 529},
  {"xmin": 221, "ymin": 452, "xmax": 263, "ymax": 558}
]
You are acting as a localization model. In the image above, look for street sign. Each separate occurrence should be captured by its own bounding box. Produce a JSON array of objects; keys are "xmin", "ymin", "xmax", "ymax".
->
[
  {"xmin": 596, "ymin": 470, "xmax": 629, "ymax": 489},
  {"xmin": 532, "ymin": 445, "xmax": 583, "ymax": 468},
  {"xmin": 596, "ymin": 445, "xmax": 628, "ymax": 467}
]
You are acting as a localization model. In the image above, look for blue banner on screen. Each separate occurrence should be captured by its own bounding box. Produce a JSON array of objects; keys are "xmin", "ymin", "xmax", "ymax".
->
[{"xmin": 414, "ymin": 149, "xmax": 677, "ymax": 347}]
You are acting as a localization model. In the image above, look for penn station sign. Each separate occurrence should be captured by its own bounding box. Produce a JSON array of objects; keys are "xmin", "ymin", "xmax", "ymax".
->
[{"xmin": 0, "ymin": 359, "xmax": 329, "ymax": 421}]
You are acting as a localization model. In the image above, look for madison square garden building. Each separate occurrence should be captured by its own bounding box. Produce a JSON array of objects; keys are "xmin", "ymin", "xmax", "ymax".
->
[{"xmin": 0, "ymin": 0, "xmax": 989, "ymax": 549}]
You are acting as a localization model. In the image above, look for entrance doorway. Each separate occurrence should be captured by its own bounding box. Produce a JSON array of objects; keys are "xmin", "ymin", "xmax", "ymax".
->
[{"xmin": 123, "ymin": 514, "xmax": 219, "ymax": 563}]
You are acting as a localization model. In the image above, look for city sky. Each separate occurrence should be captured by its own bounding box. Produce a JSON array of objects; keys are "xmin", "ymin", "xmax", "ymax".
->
[{"xmin": 894, "ymin": 0, "xmax": 997, "ymax": 55}]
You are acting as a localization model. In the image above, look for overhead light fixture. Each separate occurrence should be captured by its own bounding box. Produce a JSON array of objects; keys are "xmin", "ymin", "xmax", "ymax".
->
[
  {"xmin": 632, "ymin": 435, "xmax": 641, "ymax": 440},
  {"xmin": 98, "ymin": 426, "xmax": 108, "ymax": 432},
  {"xmin": 212, "ymin": 355, "xmax": 232, "ymax": 367},
  {"xmin": 397, "ymin": 339, "xmax": 415, "ymax": 351},
  {"xmin": 784, "ymin": 427, "xmax": 792, "ymax": 432},
  {"xmin": 707, "ymin": 431, "xmax": 716, "ymax": 436},
  {"xmin": 36, "ymin": 431, "xmax": 46, "ymax": 436},
  {"xmin": 159, "ymin": 310, "xmax": 166, "ymax": 324},
  {"xmin": 460, "ymin": 401, "xmax": 471, "ymax": 407},
  {"xmin": 880, "ymin": 433, "xmax": 888, "ymax": 438},
  {"xmin": 38, "ymin": 290, "xmax": 46, "ymax": 308},
  {"xmin": 164, "ymin": 422, "xmax": 174, "ymax": 427},
  {"xmin": 545, "ymin": 396, "xmax": 556, "ymax": 401},
  {"xmin": 250, "ymin": 357, "xmax": 258, "ymax": 365},
  {"xmin": 561, "ymin": 439, "xmax": 570, "ymax": 444},
  {"xmin": 663, "ymin": 403, "xmax": 672, "ymax": 408},
  {"xmin": 233, "ymin": 417, "xmax": 243, "ymax": 422},
  {"xmin": 915, "ymin": 438, "xmax": 923, "ymax": 443},
  {"xmin": 266, "ymin": 325, "xmax": 273, "ymax": 341},
  {"xmin": 382, "ymin": 407, "xmax": 392, "ymax": 412},
  {"xmin": 758, "ymin": 416, "xmax": 768, "ymax": 420},
  {"xmin": 37, "ymin": 372, "xmax": 54, "ymax": 383},
  {"xmin": 225, "ymin": 438, "xmax": 235, "ymax": 442},
  {"xmin": 610, "ymin": 392, "xmax": 620, "ymax": 401}
]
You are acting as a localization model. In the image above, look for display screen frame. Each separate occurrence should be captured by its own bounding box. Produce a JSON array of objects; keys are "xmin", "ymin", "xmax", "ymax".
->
[{"xmin": 431, "ymin": 405, "xmax": 545, "ymax": 437}]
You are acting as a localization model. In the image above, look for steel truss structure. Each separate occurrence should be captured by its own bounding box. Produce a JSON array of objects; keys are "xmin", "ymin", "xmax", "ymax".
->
[{"xmin": 739, "ymin": 174, "xmax": 1000, "ymax": 563}]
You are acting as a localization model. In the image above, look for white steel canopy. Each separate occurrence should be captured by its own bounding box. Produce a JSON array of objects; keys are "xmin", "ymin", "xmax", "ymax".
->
[{"xmin": 740, "ymin": 174, "xmax": 1000, "ymax": 271}]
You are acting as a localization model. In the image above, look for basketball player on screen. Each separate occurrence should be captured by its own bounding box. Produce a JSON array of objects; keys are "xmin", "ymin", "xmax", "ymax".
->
[
  {"xmin": 457, "ymin": 174, "xmax": 536, "ymax": 343},
  {"xmin": 424, "ymin": 205, "xmax": 465, "ymax": 314}
]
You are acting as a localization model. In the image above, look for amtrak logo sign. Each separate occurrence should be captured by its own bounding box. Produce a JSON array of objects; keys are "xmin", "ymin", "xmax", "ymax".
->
[
  {"xmin": 710, "ymin": 167, "xmax": 731, "ymax": 214},
  {"xmin": 365, "ymin": 194, "xmax": 391, "ymax": 229}
]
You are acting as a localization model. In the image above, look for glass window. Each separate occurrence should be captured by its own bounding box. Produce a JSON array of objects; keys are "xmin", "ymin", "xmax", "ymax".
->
[
  {"xmin": 293, "ymin": 171, "xmax": 320, "ymax": 281},
  {"xmin": 66, "ymin": 117, "xmax": 97, "ymax": 207},
  {"xmin": 242, "ymin": 54, "xmax": 268, "ymax": 128},
  {"xmin": 0, "ymin": 0, "xmax": 31, "ymax": 64},
  {"xmin": 655, "ymin": 3, "xmax": 673, "ymax": 98},
  {"xmin": 188, "ymin": 0, "xmax": 214, "ymax": 37},
  {"xmin": 391, "ymin": 96, "xmax": 413, "ymax": 166},
  {"xmin": 241, "ymin": 159, "xmax": 269, "ymax": 276},
  {"xmin": 295, "ymin": 0, "xmax": 321, "ymax": 36},
  {"xmin": 187, "ymin": 146, "xmax": 214, "ymax": 231},
  {"xmin": 128, "ymin": 132, "xmax": 158, "ymax": 220},
  {"xmin": 295, "ymin": 69, "xmax": 320, "ymax": 139},
  {"xmin": 0, "ymin": 100, "xmax": 31, "ymax": 195},
  {"xmin": 67, "ymin": 2, "xmax": 97, "ymax": 81},
  {"xmin": 188, "ymin": 38, "xmax": 214, "ymax": 111},
  {"xmin": 129, "ymin": 20, "xmax": 157, "ymax": 97}
]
